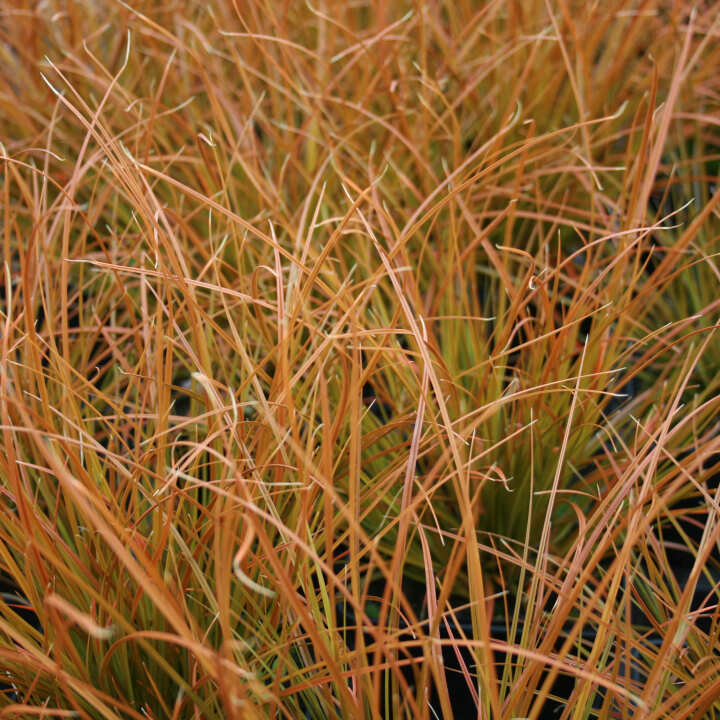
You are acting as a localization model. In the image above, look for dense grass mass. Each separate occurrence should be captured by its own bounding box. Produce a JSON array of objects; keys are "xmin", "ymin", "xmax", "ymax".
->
[{"xmin": 1, "ymin": 1, "xmax": 720, "ymax": 718}]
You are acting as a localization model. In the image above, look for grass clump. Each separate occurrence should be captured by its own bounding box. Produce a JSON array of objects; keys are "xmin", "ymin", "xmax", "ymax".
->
[{"xmin": 1, "ymin": 1, "xmax": 720, "ymax": 718}]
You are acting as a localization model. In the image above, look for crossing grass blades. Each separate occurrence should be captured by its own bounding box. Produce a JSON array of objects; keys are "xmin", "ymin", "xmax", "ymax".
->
[{"xmin": 1, "ymin": 1, "xmax": 720, "ymax": 718}]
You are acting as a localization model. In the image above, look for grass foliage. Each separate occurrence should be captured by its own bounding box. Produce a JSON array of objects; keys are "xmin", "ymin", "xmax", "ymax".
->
[{"xmin": 1, "ymin": 1, "xmax": 720, "ymax": 718}]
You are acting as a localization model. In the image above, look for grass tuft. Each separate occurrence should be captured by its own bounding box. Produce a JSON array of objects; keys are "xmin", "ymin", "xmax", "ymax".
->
[{"xmin": 1, "ymin": 1, "xmax": 720, "ymax": 718}]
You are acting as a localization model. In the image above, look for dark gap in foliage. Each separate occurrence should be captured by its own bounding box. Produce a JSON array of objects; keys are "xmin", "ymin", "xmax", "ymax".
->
[
  {"xmin": 171, "ymin": 374, "xmax": 193, "ymax": 417},
  {"xmin": 577, "ymin": 314, "xmax": 593, "ymax": 340},
  {"xmin": 656, "ymin": 449, "xmax": 720, "ymax": 636},
  {"xmin": 336, "ymin": 579, "xmax": 661, "ymax": 718},
  {"xmin": 362, "ymin": 379, "xmax": 393, "ymax": 423},
  {"xmin": 0, "ymin": 589, "xmax": 42, "ymax": 699},
  {"xmin": 604, "ymin": 364, "xmax": 643, "ymax": 417}
]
